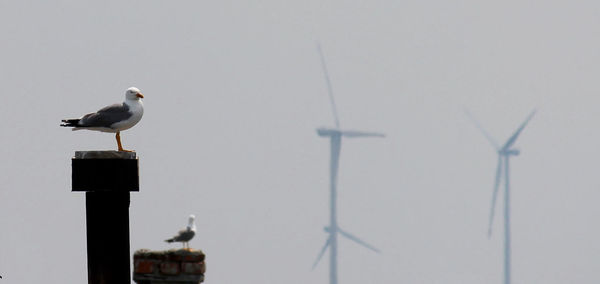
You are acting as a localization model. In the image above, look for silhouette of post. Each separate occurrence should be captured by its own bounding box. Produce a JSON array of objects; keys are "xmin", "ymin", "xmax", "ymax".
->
[{"xmin": 72, "ymin": 151, "xmax": 139, "ymax": 284}]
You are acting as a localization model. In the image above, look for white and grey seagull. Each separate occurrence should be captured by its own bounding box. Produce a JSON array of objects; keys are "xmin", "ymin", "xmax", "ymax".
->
[
  {"xmin": 61, "ymin": 87, "xmax": 144, "ymax": 152},
  {"xmin": 165, "ymin": 214, "xmax": 196, "ymax": 250}
]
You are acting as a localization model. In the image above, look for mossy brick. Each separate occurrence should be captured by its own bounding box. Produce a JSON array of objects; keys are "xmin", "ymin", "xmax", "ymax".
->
[
  {"xmin": 160, "ymin": 262, "xmax": 180, "ymax": 275},
  {"xmin": 183, "ymin": 262, "xmax": 206, "ymax": 275}
]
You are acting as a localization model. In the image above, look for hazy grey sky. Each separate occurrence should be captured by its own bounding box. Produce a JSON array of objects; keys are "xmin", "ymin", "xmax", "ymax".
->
[{"xmin": 1, "ymin": 1, "xmax": 600, "ymax": 283}]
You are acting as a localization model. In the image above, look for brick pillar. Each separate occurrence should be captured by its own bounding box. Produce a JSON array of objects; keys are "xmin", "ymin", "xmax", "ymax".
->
[{"xmin": 133, "ymin": 249, "xmax": 206, "ymax": 284}]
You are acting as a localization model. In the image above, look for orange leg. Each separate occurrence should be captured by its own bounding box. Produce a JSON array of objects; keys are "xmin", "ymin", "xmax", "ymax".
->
[{"xmin": 115, "ymin": 132, "xmax": 132, "ymax": 152}]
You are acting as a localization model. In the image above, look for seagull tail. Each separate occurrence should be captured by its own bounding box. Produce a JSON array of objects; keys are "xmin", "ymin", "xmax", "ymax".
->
[
  {"xmin": 61, "ymin": 119, "xmax": 80, "ymax": 127},
  {"xmin": 165, "ymin": 238, "xmax": 175, "ymax": 243}
]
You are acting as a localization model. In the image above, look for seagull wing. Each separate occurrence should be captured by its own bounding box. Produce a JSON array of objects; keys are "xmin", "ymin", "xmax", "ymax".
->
[
  {"xmin": 78, "ymin": 103, "xmax": 132, "ymax": 128},
  {"xmin": 173, "ymin": 229, "xmax": 195, "ymax": 242}
]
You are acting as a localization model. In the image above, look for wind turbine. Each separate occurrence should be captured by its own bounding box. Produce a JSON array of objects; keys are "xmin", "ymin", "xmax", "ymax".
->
[
  {"xmin": 465, "ymin": 109, "xmax": 536, "ymax": 284},
  {"xmin": 312, "ymin": 43, "xmax": 383, "ymax": 284}
]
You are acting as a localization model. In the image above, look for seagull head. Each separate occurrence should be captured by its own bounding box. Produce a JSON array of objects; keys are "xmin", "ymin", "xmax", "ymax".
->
[
  {"xmin": 125, "ymin": 87, "xmax": 144, "ymax": 100},
  {"xmin": 187, "ymin": 214, "xmax": 196, "ymax": 231}
]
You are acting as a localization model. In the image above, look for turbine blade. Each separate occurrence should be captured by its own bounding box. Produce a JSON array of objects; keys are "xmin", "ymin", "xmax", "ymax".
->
[
  {"xmin": 501, "ymin": 109, "xmax": 537, "ymax": 151},
  {"xmin": 464, "ymin": 109, "xmax": 500, "ymax": 150},
  {"xmin": 317, "ymin": 41, "xmax": 340, "ymax": 128},
  {"xmin": 488, "ymin": 155, "xmax": 503, "ymax": 238},
  {"xmin": 312, "ymin": 236, "xmax": 331, "ymax": 270},
  {"xmin": 339, "ymin": 130, "xmax": 386, "ymax": 138},
  {"xmin": 338, "ymin": 227, "xmax": 381, "ymax": 253}
]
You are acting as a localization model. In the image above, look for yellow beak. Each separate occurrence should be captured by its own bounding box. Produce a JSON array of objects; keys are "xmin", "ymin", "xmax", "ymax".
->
[{"xmin": 137, "ymin": 93, "xmax": 144, "ymax": 98}]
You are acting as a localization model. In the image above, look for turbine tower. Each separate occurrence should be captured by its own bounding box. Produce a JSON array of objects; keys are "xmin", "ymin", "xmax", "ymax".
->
[
  {"xmin": 466, "ymin": 109, "xmax": 536, "ymax": 284},
  {"xmin": 312, "ymin": 43, "xmax": 383, "ymax": 284}
]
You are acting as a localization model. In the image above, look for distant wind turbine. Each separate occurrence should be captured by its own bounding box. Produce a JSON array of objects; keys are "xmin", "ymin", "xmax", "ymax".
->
[
  {"xmin": 312, "ymin": 43, "xmax": 384, "ymax": 284},
  {"xmin": 465, "ymin": 109, "xmax": 536, "ymax": 284}
]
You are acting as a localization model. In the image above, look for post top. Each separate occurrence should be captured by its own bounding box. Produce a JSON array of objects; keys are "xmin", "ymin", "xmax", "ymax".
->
[{"xmin": 75, "ymin": 151, "xmax": 137, "ymax": 159}]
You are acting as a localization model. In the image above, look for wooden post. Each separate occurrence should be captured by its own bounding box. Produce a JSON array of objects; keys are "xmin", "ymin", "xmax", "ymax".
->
[{"xmin": 72, "ymin": 151, "xmax": 139, "ymax": 284}]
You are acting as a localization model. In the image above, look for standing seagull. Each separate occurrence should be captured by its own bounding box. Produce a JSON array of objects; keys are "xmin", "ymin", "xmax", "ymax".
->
[
  {"xmin": 61, "ymin": 87, "xmax": 144, "ymax": 152},
  {"xmin": 165, "ymin": 214, "xmax": 196, "ymax": 250}
]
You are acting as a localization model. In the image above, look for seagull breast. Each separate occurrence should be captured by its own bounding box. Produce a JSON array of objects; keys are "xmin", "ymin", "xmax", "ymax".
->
[{"xmin": 111, "ymin": 98, "xmax": 143, "ymax": 131}]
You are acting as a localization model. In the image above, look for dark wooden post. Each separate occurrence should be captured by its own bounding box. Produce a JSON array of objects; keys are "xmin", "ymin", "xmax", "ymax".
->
[{"xmin": 72, "ymin": 151, "xmax": 139, "ymax": 284}]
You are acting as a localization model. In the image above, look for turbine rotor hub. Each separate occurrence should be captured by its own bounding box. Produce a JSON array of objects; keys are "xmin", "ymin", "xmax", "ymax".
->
[{"xmin": 500, "ymin": 149, "xmax": 520, "ymax": 156}]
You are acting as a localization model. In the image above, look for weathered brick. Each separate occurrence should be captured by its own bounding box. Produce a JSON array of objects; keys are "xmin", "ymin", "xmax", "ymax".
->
[
  {"xmin": 160, "ymin": 262, "xmax": 180, "ymax": 275},
  {"xmin": 133, "ymin": 249, "xmax": 205, "ymax": 283},
  {"xmin": 183, "ymin": 254, "xmax": 205, "ymax": 262},
  {"xmin": 182, "ymin": 262, "xmax": 206, "ymax": 275},
  {"xmin": 134, "ymin": 259, "xmax": 156, "ymax": 274}
]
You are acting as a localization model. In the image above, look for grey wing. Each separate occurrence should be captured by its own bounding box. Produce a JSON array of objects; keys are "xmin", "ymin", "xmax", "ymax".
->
[
  {"xmin": 78, "ymin": 103, "xmax": 132, "ymax": 128},
  {"xmin": 174, "ymin": 230, "xmax": 195, "ymax": 242}
]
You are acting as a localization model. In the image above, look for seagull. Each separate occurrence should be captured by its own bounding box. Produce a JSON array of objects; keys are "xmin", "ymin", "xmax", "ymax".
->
[
  {"xmin": 165, "ymin": 214, "xmax": 196, "ymax": 250},
  {"xmin": 61, "ymin": 87, "xmax": 144, "ymax": 152}
]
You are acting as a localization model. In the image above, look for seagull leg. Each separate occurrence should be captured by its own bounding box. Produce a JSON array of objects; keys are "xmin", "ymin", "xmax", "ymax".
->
[
  {"xmin": 116, "ymin": 132, "xmax": 124, "ymax": 151},
  {"xmin": 116, "ymin": 132, "xmax": 132, "ymax": 152}
]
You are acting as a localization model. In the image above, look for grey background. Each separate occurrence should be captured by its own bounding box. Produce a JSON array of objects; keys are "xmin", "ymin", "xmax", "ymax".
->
[{"xmin": 1, "ymin": 1, "xmax": 599, "ymax": 283}]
